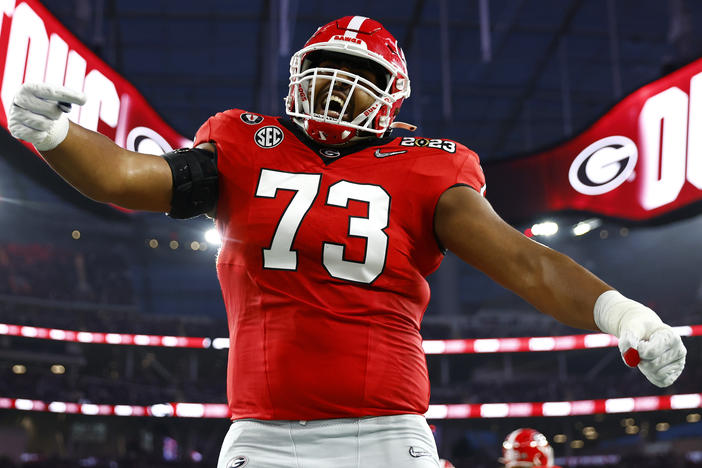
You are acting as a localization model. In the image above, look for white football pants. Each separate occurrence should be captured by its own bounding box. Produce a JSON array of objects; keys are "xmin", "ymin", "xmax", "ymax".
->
[{"xmin": 217, "ymin": 414, "xmax": 441, "ymax": 468}]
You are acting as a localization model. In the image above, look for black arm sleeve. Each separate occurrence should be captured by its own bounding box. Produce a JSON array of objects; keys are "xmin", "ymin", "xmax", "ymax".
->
[{"xmin": 162, "ymin": 147, "xmax": 218, "ymax": 219}]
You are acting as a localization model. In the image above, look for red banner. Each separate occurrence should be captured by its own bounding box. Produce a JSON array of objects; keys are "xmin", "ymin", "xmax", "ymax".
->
[
  {"xmin": 4, "ymin": 1, "xmax": 702, "ymax": 224},
  {"xmin": 486, "ymin": 58, "xmax": 702, "ymax": 223},
  {"xmin": 0, "ymin": 0, "xmax": 191, "ymax": 155}
]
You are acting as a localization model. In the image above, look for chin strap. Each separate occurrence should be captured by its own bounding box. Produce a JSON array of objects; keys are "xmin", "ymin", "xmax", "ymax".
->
[{"xmin": 390, "ymin": 121, "xmax": 417, "ymax": 131}]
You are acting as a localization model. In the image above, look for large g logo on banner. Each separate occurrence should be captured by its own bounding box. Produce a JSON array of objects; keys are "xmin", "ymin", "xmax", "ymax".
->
[
  {"xmin": 568, "ymin": 136, "xmax": 638, "ymax": 196},
  {"xmin": 126, "ymin": 126, "xmax": 174, "ymax": 155}
]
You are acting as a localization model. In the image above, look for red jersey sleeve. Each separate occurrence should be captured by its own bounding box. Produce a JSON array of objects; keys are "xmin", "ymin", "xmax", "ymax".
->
[
  {"xmin": 453, "ymin": 142, "xmax": 486, "ymax": 196},
  {"xmin": 192, "ymin": 110, "xmax": 242, "ymax": 157},
  {"xmin": 193, "ymin": 118, "xmax": 212, "ymax": 146}
]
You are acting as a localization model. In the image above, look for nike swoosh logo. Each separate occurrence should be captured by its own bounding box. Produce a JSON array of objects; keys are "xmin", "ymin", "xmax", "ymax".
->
[
  {"xmin": 408, "ymin": 446, "xmax": 432, "ymax": 458},
  {"xmin": 374, "ymin": 149, "xmax": 407, "ymax": 158}
]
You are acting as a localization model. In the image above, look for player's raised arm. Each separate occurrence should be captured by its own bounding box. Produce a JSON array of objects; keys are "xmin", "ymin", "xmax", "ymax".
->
[
  {"xmin": 434, "ymin": 185, "xmax": 686, "ymax": 388},
  {"xmin": 8, "ymin": 82, "xmax": 215, "ymax": 215}
]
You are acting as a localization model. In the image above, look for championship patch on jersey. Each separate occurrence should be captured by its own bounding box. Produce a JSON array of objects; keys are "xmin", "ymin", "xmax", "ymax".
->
[
  {"xmin": 240, "ymin": 113, "xmax": 264, "ymax": 125},
  {"xmin": 254, "ymin": 126, "xmax": 284, "ymax": 148},
  {"xmin": 400, "ymin": 137, "xmax": 456, "ymax": 153}
]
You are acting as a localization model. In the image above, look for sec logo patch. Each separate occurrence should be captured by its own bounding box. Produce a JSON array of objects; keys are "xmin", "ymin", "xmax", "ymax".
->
[
  {"xmin": 254, "ymin": 126, "xmax": 284, "ymax": 149},
  {"xmin": 241, "ymin": 113, "xmax": 264, "ymax": 125}
]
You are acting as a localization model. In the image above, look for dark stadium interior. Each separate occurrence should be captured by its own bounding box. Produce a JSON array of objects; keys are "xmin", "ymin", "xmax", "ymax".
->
[{"xmin": 1, "ymin": 0, "xmax": 702, "ymax": 467}]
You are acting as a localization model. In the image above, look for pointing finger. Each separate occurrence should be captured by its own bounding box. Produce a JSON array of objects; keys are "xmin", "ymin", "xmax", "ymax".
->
[
  {"xmin": 14, "ymin": 92, "xmax": 64, "ymax": 120},
  {"xmin": 24, "ymin": 82, "xmax": 86, "ymax": 106}
]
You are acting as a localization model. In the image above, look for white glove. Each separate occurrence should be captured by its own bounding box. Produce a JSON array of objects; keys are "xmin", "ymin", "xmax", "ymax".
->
[
  {"xmin": 8, "ymin": 82, "xmax": 86, "ymax": 151},
  {"xmin": 594, "ymin": 290, "xmax": 686, "ymax": 388}
]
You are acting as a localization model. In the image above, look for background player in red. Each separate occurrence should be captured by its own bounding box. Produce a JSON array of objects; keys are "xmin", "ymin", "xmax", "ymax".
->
[
  {"xmin": 499, "ymin": 428, "xmax": 561, "ymax": 468},
  {"xmin": 8, "ymin": 15, "xmax": 687, "ymax": 468}
]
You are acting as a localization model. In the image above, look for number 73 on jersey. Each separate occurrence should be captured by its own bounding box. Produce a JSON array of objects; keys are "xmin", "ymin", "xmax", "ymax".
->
[{"xmin": 255, "ymin": 169, "xmax": 391, "ymax": 285}]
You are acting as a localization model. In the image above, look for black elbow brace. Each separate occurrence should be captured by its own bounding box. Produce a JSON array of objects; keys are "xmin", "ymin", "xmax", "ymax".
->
[{"xmin": 163, "ymin": 147, "xmax": 218, "ymax": 219}]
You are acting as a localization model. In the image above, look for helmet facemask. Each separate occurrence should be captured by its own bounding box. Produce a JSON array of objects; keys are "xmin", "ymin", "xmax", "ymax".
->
[
  {"xmin": 288, "ymin": 49, "xmax": 408, "ymax": 145},
  {"xmin": 286, "ymin": 17, "xmax": 412, "ymax": 146}
]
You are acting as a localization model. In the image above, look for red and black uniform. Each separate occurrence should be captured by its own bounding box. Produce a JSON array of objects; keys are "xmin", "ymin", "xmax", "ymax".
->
[{"xmin": 194, "ymin": 109, "xmax": 485, "ymax": 421}]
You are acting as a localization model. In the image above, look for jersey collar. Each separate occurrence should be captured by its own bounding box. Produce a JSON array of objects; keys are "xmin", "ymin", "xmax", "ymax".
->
[{"xmin": 277, "ymin": 117, "xmax": 396, "ymax": 165}]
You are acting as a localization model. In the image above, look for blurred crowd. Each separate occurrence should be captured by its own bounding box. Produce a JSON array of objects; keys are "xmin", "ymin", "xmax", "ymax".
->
[
  {"xmin": 0, "ymin": 457, "xmax": 208, "ymax": 467},
  {"xmin": 0, "ymin": 243, "xmax": 134, "ymax": 305},
  {"xmin": 1, "ymin": 297, "xmax": 700, "ymax": 408},
  {"xmin": 447, "ymin": 452, "xmax": 702, "ymax": 468},
  {"xmin": 1, "ymin": 240, "xmax": 701, "ymax": 468},
  {"xmin": 0, "ymin": 451, "xmax": 701, "ymax": 467}
]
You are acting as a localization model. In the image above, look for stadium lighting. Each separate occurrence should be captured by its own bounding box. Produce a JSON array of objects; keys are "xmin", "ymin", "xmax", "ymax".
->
[
  {"xmin": 204, "ymin": 228, "xmax": 221, "ymax": 246},
  {"xmin": 572, "ymin": 218, "xmax": 602, "ymax": 236},
  {"xmin": 583, "ymin": 426, "xmax": 598, "ymax": 440},
  {"xmin": 530, "ymin": 221, "xmax": 558, "ymax": 236},
  {"xmin": 656, "ymin": 422, "xmax": 670, "ymax": 431},
  {"xmin": 625, "ymin": 425, "xmax": 639, "ymax": 434}
]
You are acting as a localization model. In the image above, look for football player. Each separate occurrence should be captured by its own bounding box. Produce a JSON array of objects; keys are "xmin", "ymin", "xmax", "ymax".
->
[
  {"xmin": 500, "ymin": 428, "xmax": 561, "ymax": 468},
  {"xmin": 8, "ymin": 16, "xmax": 687, "ymax": 468}
]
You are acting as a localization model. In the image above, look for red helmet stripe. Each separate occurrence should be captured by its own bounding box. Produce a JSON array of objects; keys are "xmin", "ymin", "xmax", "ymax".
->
[{"xmin": 343, "ymin": 16, "xmax": 369, "ymax": 38}]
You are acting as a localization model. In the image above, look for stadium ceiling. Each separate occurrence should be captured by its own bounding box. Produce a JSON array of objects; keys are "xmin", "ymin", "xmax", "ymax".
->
[{"xmin": 38, "ymin": 0, "xmax": 702, "ymax": 161}]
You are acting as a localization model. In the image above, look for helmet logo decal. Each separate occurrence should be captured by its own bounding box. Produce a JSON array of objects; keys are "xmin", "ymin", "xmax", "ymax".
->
[
  {"xmin": 331, "ymin": 35, "xmax": 363, "ymax": 46},
  {"xmin": 254, "ymin": 126, "xmax": 284, "ymax": 149}
]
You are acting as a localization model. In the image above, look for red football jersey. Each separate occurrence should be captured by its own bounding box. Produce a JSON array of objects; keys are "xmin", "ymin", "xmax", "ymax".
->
[{"xmin": 194, "ymin": 109, "xmax": 485, "ymax": 420}]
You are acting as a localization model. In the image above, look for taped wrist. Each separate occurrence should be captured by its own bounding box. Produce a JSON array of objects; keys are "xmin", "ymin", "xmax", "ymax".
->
[
  {"xmin": 35, "ymin": 114, "xmax": 70, "ymax": 151},
  {"xmin": 163, "ymin": 147, "xmax": 218, "ymax": 219},
  {"xmin": 593, "ymin": 290, "xmax": 662, "ymax": 337}
]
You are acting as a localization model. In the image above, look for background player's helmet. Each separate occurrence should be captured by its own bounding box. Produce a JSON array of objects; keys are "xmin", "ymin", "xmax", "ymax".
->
[
  {"xmin": 286, "ymin": 16, "xmax": 411, "ymax": 145},
  {"xmin": 500, "ymin": 428, "xmax": 555, "ymax": 467},
  {"xmin": 439, "ymin": 459, "xmax": 456, "ymax": 468}
]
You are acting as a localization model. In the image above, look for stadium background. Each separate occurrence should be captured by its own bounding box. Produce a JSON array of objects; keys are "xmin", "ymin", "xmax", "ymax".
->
[{"xmin": 1, "ymin": 0, "xmax": 702, "ymax": 466}]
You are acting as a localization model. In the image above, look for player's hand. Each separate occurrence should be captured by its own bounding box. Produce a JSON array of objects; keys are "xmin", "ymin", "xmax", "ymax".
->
[
  {"xmin": 617, "ymin": 320, "xmax": 686, "ymax": 388},
  {"xmin": 8, "ymin": 82, "xmax": 86, "ymax": 151},
  {"xmin": 595, "ymin": 290, "xmax": 687, "ymax": 388}
]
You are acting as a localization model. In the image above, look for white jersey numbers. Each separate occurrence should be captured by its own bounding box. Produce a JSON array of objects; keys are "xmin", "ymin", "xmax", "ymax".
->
[
  {"xmin": 255, "ymin": 169, "xmax": 390, "ymax": 284},
  {"xmin": 323, "ymin": 181, "xmax": 390, "ymax": 283},
  {"xmin": 255, "ymin": 169, "xmax": 321, "ymax": 270}
]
